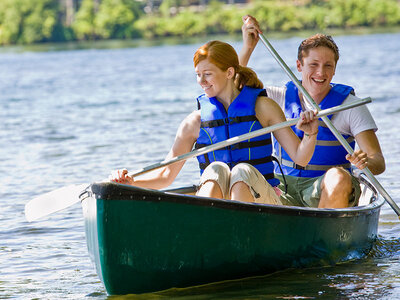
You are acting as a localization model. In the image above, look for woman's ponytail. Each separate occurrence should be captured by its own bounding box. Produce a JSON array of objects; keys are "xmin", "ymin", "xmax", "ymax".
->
[{"xmin": 235, "ymin": 65, "xmax": 264, "ymax": 90}]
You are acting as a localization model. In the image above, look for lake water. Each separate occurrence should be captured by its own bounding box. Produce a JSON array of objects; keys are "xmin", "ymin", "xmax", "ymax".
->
[{"xmin": 1, "ymin": 32, "xmax": 400, "ymax": 299}]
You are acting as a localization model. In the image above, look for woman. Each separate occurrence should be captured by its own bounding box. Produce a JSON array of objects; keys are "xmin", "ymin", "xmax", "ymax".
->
[{"xmin": 110, "ymin": 40, "xmax": 318, "ymax": 205}]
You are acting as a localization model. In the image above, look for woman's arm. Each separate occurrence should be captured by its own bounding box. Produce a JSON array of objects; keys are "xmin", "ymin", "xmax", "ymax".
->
[
  {"xmin": 110, "ymin": 111, "xmax": 201, "ymax": 189},
  {"xmin": 239, "ymin": 15, "xmax": 262, "ymax": 67},
  {"xmin": 256, "ymin": 97, "xmax": 318, "ymax": 166}
]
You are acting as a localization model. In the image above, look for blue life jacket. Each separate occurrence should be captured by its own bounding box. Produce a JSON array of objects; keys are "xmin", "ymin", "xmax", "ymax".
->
[
  {"xmin": 195, "ymin": 86, "xmax": 280, "ymax": 187},
  {"xmin": 274, "ymin": 81, "xmax": 356, "ymax": 178}
]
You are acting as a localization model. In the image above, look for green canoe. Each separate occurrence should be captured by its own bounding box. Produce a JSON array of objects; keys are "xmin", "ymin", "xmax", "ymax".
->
[{"xmin": 80, "ymin": 176, "xmax": 384, "ymax": 295}]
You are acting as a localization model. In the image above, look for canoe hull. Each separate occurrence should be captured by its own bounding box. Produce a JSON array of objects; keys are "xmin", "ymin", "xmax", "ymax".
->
[{"xmin": 81, "ymin": 181, "xmax": 383, "ymax": 295}]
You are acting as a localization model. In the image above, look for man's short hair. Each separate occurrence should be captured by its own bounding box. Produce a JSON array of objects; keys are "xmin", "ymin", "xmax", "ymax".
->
[{"xmin": 298, "ymin": 34, "xmax": 339, "ymax": 64}]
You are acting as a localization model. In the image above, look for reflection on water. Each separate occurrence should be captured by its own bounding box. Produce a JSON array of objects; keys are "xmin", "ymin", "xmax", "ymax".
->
[
  {"xmin": 109, "ymin": 260, "xmax": 398, "ymax": 299},
  {"xmin": 1, "ymin": 32, "xmax": 400, "ymax": 299},
  {"xmin": 370, "ymin": 237, "xmax": 400, "ymax": 258}
]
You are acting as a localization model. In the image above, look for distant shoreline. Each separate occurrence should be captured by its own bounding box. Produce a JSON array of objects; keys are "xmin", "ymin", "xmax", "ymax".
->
[
  {"xmin": 1, "ymin": 26, "xmax": 399, "ymax": 53},
  {"xmin": 1, "ymin": 0, "xmax": 400, "ymax": 46}
]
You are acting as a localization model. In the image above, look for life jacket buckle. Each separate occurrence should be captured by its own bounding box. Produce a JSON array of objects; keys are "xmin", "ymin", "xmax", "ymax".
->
[
  {"xmin": 225, "ymin": 117, "xmax": 240, "ymax": 125},
  {"xmin": 293, "ymin": 163, "xmax": 305, "ymax": 170}
]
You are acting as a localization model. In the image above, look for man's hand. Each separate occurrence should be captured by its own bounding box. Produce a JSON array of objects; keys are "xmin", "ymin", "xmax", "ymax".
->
[{"xmin": 346, "ymin": 150, "xmax": 368, "ymax": 170}]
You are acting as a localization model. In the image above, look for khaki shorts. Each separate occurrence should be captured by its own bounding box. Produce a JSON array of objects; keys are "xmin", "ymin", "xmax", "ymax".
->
[
  {"xmin": 198, "ymin": 161, "xmax": 282, "ymax": 205},
  {"xmin": 276, "ymin": 171, "xmax": 361, "ymax": 208}
]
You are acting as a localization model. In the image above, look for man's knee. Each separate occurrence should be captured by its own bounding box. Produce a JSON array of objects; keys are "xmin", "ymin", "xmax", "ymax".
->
[{"xmin": 322, "ymin": 167, "xmax": 352, "ymax": 194}]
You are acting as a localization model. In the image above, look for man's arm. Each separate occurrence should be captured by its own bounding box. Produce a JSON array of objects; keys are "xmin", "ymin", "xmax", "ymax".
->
[{"xmin": 349, "ymin": 130, "xmax": 385, "ymax": 175}]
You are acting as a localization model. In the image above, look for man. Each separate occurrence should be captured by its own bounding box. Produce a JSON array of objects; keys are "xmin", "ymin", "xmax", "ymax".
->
[{"xmin": 239, "ymin": 15, "xmax": 385, "ymax": 208}]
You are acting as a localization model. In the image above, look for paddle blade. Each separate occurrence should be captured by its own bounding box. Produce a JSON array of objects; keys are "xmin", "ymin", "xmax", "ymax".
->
[{"xmin": 25, "ymin": 184, "xmax": 89, "ymax": 222}]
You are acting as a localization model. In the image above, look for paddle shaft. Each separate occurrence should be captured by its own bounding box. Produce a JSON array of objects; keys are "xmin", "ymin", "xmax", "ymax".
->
[
  {"xmin": 23, "ymin": 98, "xmax": 370, "ymax": 222},
  {"xmin": 128, "ymin": 97, "xmax": 371, "ymax": 178},
  {"xmin": 258, "ymin": 33, "xmax": 400, "ymax": 217}
]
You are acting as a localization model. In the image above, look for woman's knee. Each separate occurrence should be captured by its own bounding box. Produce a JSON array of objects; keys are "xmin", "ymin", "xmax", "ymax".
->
[
  {"xmin": 198, "ymin": 162, "xmax": 231, "ymax": 198},
  {"xmin": 231, "ymin": 163, "xmax": 257, "ymax": 179},
  {"xmin": 205, "ymin": 161, "xmax": 230, "ymax": 174}
]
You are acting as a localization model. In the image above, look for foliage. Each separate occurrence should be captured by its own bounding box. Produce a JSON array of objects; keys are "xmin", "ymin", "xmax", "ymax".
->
[
  {"xmin": 72, "ymin": 0, "xmax": 142, "ymax": 40},
  {"xmin": 0, "ymin": 0, "xmax": 59, "ymax": 44},
  {"xmin": 72, "ymin": 0, "xmax": 96, "ymax": 40},
  {"xmin": 95, "ymin": 0, "xmax": 141, "ymax": 39},
  {"xmin": 250, "ymin": 1, "xmax": 304, "ymax": 32},
  {"xmin": 0, "ymin": 0, "xmax": 399, "ymax": 45},
  {"xmin": 364, "ymin": 0, "xmax": 400, "ymax": 26},
  {"xmin": 317, "ymin": 0, "xmax": 400, "ymax": 28},
  {"xmin": 135, "ymin": 0, "xmax": 246, "ymax": 38}
]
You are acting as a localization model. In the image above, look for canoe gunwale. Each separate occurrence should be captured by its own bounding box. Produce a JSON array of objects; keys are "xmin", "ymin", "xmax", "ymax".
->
[
  {"xmin": 87, "ymin": 178, "xmax": 384, "ymax": 219},
  {"xmin": 82, "ymin": 176, "xmax": 384, "ymax": 295}
]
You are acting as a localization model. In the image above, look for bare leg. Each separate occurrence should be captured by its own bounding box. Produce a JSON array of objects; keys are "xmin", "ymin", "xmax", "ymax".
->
[
  {"xmin": 231, "ymin": 181, "xmax": 253, "ymax": 202},
  {"xmin": 197, "ymin": 161, "xmax": 230, "ymax": 199},
  {"xmin": 230, "ymin": 163, "xmax": 282, "ymax": 205},
  {"xmin": 197, "ymin": 180, "xmax": 223, "ymax": 199},
  {"xmin": 318, "ymin": 167, "xmax": 352, "ymax": 208}
]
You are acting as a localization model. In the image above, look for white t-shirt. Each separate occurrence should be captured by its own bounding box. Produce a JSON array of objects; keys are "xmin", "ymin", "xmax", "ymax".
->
[{"xmin": 265, "ymin": 85, "xmax": 377, "ymax": 137}]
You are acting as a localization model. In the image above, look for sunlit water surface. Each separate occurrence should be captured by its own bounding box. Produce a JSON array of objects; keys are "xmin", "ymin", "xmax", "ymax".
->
[{"xmin": 1, "ymin": 32, "xmax": 400, "ymax": 299}]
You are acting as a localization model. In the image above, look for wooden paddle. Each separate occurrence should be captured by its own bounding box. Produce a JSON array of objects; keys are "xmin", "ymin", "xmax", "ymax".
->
[
  {"xmin": 24, "ymin": 98, "xmax": 371, "ymax": 222},
  {"xmin": 258, "ymin": 33, "xmax": 400, "ymax": 217}
]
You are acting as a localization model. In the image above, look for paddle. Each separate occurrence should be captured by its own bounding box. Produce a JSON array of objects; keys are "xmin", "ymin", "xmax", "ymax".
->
[
  {"xmin": 25, "ymin": 184, "xmax": 90, "ymax": 222},
  {"xmin": 24, "ymin": 98, "xmax": 370, "ymax": 222},
  {"xmin": 258, "ymin": 33, "xmax": 400, "ymax": 217},
  {"xmin": 127, "ymin": 98, "xmax": 370, "ymax": 178}
]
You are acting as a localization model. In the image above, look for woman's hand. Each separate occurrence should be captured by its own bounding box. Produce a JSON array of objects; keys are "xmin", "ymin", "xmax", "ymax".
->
[
  {"xmin": 242, "ymin": 15, "xmax": 262, "ymax": 51},
  {"xmin": 346, "ymin": 150, "xmax": 368, "ymax": 170},
  {"xmin": 296, "ymin": 110, "xmax": 319, "ymax": 137},
  {"xmin": 109, "ymin": 169, "xmax": 134, "ymax": 185}
]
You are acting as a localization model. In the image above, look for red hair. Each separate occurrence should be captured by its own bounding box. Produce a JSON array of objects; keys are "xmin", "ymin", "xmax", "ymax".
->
[{"xmin": 194, "ymin": 40, "xmax": 263, "ymax": 89}]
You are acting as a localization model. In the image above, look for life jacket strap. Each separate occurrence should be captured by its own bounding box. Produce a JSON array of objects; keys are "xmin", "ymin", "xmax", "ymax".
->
[
  {"xmin": 201, "ymin": 115, "xmax": 257, "ymax": 128},
  {"xmin": 194, "ymin": 143, "xmax": 228, "ymax": 150},
  {"xmin": 262, "ymin": 173, "xmax": 276, "ymax": 181},
  {"xmin": 316, "ymin": 136, "xmax": 354, "ymax": 147},
  {"xmin": 281, "ymin": 158, "xmax": 351, "ymax": 171},
  {"xmin": 195, "ymin": 137, "xmax": 271, "ymax": 151},
  {"xmin": 231, "ymin": 138, "xmax": 272, "ymax": 150},
  {"xmin": 199, "ymin": 156, "xmax": 274, "ymax": 172}
]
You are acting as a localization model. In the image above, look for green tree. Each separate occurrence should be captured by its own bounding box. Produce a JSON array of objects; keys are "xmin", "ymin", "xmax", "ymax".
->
[
  {"xmin": 302, "ymin": 5, "xmax": 329, "ymax": 30},
  {"xmin": 0, "ymin": 0, "xmax": 59, "ymax": 44},
  {"xmin": 164, "ymin": 11, "xmax": 206, "ymax": 37},
  {"xmin": 204, "ymin": 1, "xmax": 225, "ymax": 34},
  {"xmin": 1, "ymin": 0, "xmax": 400, "ymax": 45},
  {"xmin": 72, "ymin": 0, "xmax": 96, "ymax": 40},
  {"xmin": 250, "ymin": 1, "xmax": 303, "ymax": 32},
  {"xmin": 21, "ymin": 0, "xmax": 59, "ymax": 43},
  {"xmin": 159, "ymin": 0, "xmax": 178, "ymax": 17},
  {"xmin": 326, "ymin": 0, "xmax": 369, "ymax": 27},
  {"xmin": 0, "ymin": 0, "xmax": 23, "ymax": 44},
  {"xmin": 95, "ymin": 0, "xmax": 141, "ymax": 39},
  {"xmin": 366, "ymin": 0, "xmax": 400, "ymax": 26}
]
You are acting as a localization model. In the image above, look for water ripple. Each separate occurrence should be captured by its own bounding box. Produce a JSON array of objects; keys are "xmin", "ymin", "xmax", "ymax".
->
[{"xmin": 1, "ymin": 33, "xmax": 400, "ymax": 299}]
